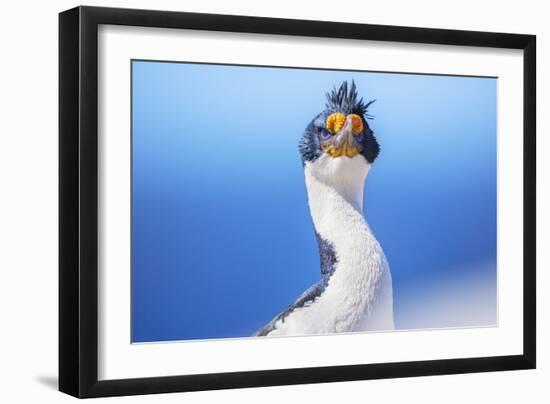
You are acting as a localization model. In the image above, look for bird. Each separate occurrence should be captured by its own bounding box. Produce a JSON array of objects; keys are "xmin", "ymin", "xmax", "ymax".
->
[{"xmin": 254, "ymin": 80, "xmax": 394, "ymax": 337}]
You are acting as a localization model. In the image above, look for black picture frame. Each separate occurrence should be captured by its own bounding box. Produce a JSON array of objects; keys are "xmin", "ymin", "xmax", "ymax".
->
[{"xmin": 59, "ymin": 5, "xmax": 536, "ymax": 398}]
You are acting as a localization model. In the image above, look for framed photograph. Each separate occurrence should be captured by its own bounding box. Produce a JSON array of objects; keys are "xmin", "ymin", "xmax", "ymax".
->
[{"xmin": 59, "ymin": 6, "xmax": 536, "ymax": 398}]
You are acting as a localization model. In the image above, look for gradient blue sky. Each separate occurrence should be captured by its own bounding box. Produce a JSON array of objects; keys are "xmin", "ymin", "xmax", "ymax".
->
[{"xmin": 131, "ymin": 60, "xmax": 497, "ymax": 342}]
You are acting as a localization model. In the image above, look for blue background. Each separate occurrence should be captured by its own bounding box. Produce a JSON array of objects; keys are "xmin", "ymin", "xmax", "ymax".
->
[{"xmin": 131, "ymin": 60, "xmax": 497, "ymax": 342}]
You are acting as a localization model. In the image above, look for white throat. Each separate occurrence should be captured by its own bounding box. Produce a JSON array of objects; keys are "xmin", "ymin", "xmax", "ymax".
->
[{"xmin": 304, "ymin": 154, "xmax": 370, "ymax": 232}]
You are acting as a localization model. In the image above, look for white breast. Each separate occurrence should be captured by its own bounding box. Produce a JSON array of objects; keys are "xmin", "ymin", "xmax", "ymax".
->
[{"xmin": 267, "ymin": 155, "xmax": 394, "ymax": 336}]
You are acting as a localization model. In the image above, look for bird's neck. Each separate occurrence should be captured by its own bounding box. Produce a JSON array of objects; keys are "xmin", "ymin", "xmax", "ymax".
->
[
  {"xmin": 303, "ymin": 156, "xmax": 394, "ymax": 331},
  {"xmin": 304, "ymin": 156, "xmax": 370, "ymax": 241}
]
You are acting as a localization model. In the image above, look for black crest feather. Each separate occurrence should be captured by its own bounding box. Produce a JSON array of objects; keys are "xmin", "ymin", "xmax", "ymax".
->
[{"xmin": 325, "ymin": 80, "xmax": 375, "ymax": 118}]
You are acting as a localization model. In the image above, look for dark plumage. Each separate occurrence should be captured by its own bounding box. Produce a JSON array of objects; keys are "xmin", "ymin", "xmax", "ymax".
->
[
  {"xmin": 298, "ymin": 80, "xmax": 380, "ymax": 165},
  {"xmin": 316, "ymin": 231, "xmax": 337, "ymax": 281},
  {"xmin": 325, "ymin": 80, "xmax": 375, "ymax": 116}
]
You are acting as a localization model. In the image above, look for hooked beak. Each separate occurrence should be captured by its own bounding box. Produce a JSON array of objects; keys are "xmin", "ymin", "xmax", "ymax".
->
[{"xmin": 322, "ymin": 116, "xmax": 362, "ymax": 158}]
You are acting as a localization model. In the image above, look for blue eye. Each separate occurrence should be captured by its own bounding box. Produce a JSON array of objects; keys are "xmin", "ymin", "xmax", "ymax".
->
[
  {"xmin": 319, "ymin": 128, "xmax": 331, "ymax": 139},
  {"xmin": 355, "ymin": 133, "xmax": 364, "ymax": 142}
]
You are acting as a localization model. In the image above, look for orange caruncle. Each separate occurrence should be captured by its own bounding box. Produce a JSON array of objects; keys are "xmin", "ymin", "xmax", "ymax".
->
[
  {"xmin": 349, "ymin": 114, "xmax": 364, "ymax": 135},
  {"xmin": 325, "ymin": 113, "xmax": 363, "ymax": 135},
  {"xmin": 325, "ymin": 113, "xmax": 346, "ymax": 134}
]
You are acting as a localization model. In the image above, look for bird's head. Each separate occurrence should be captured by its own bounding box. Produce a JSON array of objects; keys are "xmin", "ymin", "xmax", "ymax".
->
[{"xmin": 298, "ymin": 81, "xmax": 379, "ymax": 181}]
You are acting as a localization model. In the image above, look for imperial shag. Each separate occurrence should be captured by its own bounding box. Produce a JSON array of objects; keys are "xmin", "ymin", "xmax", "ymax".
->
[{"xmin": 255, "ymin": 81, "xmax": 394, "ymax": 337}]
